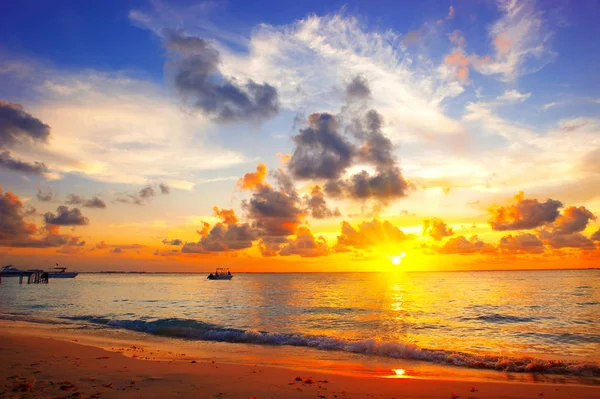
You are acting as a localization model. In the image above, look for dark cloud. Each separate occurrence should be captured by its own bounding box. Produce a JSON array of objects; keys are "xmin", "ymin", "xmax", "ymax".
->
[
  {"xmin": 498, "ymin": 233, "xmax": 545, "ymax": 254},
  {"xmin": 335, "ymin": 219, "xmax": 413, "ymax": 251},
  {"xmin": 116, "ymin": 184, "xmax": 167, "ymax": 205},
  {"xmin": 278, "ymin": 227, "xmax": 329, "ymax": 257},
  {"xmin": 165, "ymin": 31, "xmax": 279, "ymax": 123},
  {"xmin": 36, "ymin": 189, "xmax": 53, "ymax": 202},
  {"xmin": 0, "ymin": 186, "xmax": 38, "ymax": 243},
  {"xmin": 0, "ymin": 187, "xmax": 79, "ymax": 248},
  {"xmin": 436, "ymin": 235, "xmax": 497, "ymax": 255},
  {"xmin": 538, "ymin": 230, "xmax": 596, "ymax": 250},
  {"xmin": 242, "ymin": 183, "xmax": 305, "ymax": 238},
  {"xmin": 345, "ymin": 75, "xmax": 371, "ymax": 100},
  {"xmin": 488, "ymin": 192, "xmax": 562, "ymax": 231},
  {"xmin": 288, "ymin": 113, "xmax": 355, "ymax": 180},
  {"xmin": 66, "ymin": 194, "xmax": 107, "ymax": 209},
  {"xmin": 162, "ymin": 238, "xmax": 183, "ymax": 246},
  {"xmin": 44, "ymin": 206, "xmax": 89, "ymax": 226},
  {"xmin": 159, "ymin": 183, "xmax": 170, "ymax": 194},
  {"xmin": 0, "ymin": 150, "xmax": 48, "ymax": 175},
  {"xmin": 343, "ymin": 168, "xmax": 410, "ymax": 200},
  {"xmin": 0, "ymin": 101, "xmax": 50, "ymax": 146},
  {"xmin": 591, "ymin": 229, "xmax": 600, "ymax": 242},
  {"xmin": 422, "ymin": 218, "xmax": 454, "ymax": 241},
  {"xmin": 305, "ymin": 185, "xmax": 341, "ymax": 219},
  {"xmin": 550, "ymin": 206, "xmax": 595, "ymax": 235},
  {"xmin": 182, "ymin": 208, "xmax": 257, "ymax": 254}
]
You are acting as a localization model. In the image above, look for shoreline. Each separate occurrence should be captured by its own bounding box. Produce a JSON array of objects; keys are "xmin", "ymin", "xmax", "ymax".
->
[{"xmin": 1, "ymin": 320, "xmax": 599, "ymax": 398}]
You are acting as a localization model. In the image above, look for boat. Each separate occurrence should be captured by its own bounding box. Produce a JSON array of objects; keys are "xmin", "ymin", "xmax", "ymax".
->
[
  {"xmin": 0, "ymin": 265, "xmax": 32, "ymax": 276},
  {"xmin": 207, "ymin": 267, "xmax": 233, "ymax": 280},
  {"xmin": 47, "ymin": 265, "xmax": 78, "ymax": 278}
]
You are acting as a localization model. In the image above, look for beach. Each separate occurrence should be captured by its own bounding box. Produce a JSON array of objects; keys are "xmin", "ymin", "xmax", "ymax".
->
[{"xmin": 2, "ymin": 320, "xmax": 599, "ymax": 399}]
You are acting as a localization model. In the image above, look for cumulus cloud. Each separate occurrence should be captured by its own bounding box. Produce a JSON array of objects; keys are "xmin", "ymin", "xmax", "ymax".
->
[
  {"xmin": 488, "ymin": 192, "xmax": 562, "ymax": 231},
  {"xmin": 288, "ymin": 113, "xmax": 354, "ymax": 180},
  {"xmin": 278, "ymin": 227, "xmax": 329, "ymax": 257},
  {"xmin": 44, "ymin": 206, "xmax": 89, "ymax": 226},
  {"xmin": 182, "ymin": 207, "xmax": 257, "ymax": 253},
  {"xmin": 335, "ymin": 218, "xmax": 412, "ymax": 252},
  {"xmin": 0, "ymin": 151, "xmax": 49, "ymax": 175},
  {"xmin": 240, "ymin": 165, "xmax": 306, "ymax": 237},
  {"xmin": 237, "ymin": 163, "xmax": 268, "ymax": 191},
  {"xmin": 66, "ymin": 194, "xmax": 107, "ymax": 209},
  {"xmin": 422, "ymin": 218, "xmax": 454, "ymax": 240},
  {"xmin": 36, "ymin": 189, "xmax": 54, "ymax": 202},
  {"xmin": 345, "ymin": 75, "xmax": 371, "ymax": 100},
  {"xmin": 0, "ymin": 186, "xmax": 78, "ymax": 248},
  {"xmin": 538, "ymin": 230, "xmax": 596, "ymax": 250},
  {"xmin": 436, "ymin": 235, "xmax": 497, "ymax": 255},
  {"xmin": 498, "ymin": 233, "xmax": 545, "ymax": 254},
  {"xmin": 591, "ymin": 229, "xmax": 600, "ymax": 242},
  {"xmin": 305, "ymin": 185, "xmax": 341, "ymax": 219},
  {"xmin": 165, "ymin": 31, "xmax": 279, "ymax": 123}
]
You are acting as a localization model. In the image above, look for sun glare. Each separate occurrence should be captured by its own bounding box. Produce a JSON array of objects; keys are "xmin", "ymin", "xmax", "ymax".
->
[{"xmin": 390, "ymin": 252, "xmax": 406, "ymax": 265}]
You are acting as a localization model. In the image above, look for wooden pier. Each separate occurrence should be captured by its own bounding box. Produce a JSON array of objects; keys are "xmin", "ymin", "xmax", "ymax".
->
[{"xmin": 0, "ymin": 270, "xmax": 48, "ymax": 284}]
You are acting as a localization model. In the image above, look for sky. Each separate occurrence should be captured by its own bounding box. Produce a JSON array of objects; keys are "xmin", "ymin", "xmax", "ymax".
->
[{"xmin": 1, "ymin": 0, "xmax": 599, "ymax": 272}]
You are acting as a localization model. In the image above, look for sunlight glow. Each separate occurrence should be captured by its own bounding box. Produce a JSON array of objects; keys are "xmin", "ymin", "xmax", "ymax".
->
[
  {"xmin": 393, "ymin": 368, "xmax": 405, "ymax": 375},
  {"xmin": 391, "ymin": 252, "xmax": 406, "ymax": 265}
]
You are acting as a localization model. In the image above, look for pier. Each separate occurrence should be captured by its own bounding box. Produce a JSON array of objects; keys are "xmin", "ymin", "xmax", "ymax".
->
[{"xmin": 0, "ymin": 270, "xmax": 47, "ymax": 284}]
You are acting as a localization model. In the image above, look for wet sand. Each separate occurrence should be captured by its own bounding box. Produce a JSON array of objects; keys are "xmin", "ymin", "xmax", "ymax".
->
[{"xmin": 0, "ymin": 321, "xmax": 598, "ymax": 399}]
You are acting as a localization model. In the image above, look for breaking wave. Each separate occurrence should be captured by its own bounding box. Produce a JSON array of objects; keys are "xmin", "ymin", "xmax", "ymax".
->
[{"xmin": 63, "ymin": 315, "xmax": 600, "ymax": 377}]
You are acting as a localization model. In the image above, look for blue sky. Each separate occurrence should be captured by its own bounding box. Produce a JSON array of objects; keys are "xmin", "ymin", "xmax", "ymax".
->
[{"xmin": 1, "ymin": 0, "xmax": 599, "ymax": 270}]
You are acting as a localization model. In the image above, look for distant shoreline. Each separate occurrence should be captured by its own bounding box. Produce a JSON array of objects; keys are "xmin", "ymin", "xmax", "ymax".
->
[{"xmin": 78, "ymin": 268, "xmax": 600, "ymax": 274}]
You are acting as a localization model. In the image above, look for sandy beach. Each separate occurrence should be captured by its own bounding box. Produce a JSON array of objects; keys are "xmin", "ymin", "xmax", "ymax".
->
[{"xmin": 0, "ymin": 320, "xmax": 598, "ymax": 399}]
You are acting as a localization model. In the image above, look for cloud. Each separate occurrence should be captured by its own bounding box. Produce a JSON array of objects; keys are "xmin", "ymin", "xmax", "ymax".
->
[
  {"xmin": 164, "ymin": 31, "xmax": 279, "ymax": 123},
  {"xmin": 0, "ymin": 150, "xmax": 49, "ymax": 175},
  {"xmin": 278, "ymin": 227, "xmax": 329, "ymax": 257},
  {"xmin": 436, "ymin": 235, "xmax": 497, "ymax": 255},
  {"xmin": 21, "ymin": 70, "xmax": 246, "ymax": 187},
  {"xmin": 182, "ymin": 208, "xmax": 257, "ymax": 253},
  {"xmin": 0, "ymin": 186, "xmax": 79, "ymax": 248},
  {"xmin": 550, "ymin": 206, "xmax": 595, "ymax": 235},
  {"xmin": 591, "ymin": 229, "xmax": 600, "ymax": 242},
  {"xmin": 444, "ymin": 50, "xmax": 470, "ymax": 84},
  {"xmin": 162, "ymin": 238, "xmax": 183, "ymax": 246},
  {"xmin": 288, "ymin": 113, "xmax": 354, "ymax": 180},
  {"xmin": 65, "ymin": 194, "xmax": 107, "ymax": 209},
  {"xmin": 471, "ymin": 0, "xmax": 555, "ymax": 81},
  {"xmin": 498, "ymin": 233, "xmax": 545, "ymax": 254},
  {"xmin": 116, "ymin": 184, "xmax": 168, "ymax": 206},
  {"xmin": 36, "ymin": 188, "xmax": 53, "ymax": 202},
  {"xmin": 422, "ymin": 218, "xmax": 454, "ymax": 240},
  {"xmin": 44, "ymin": 206, "xmax": 89, "ymax": 226},
  {"xmin": 0, "ymin": 101, "xmax": 50, "ymax": 146},
  {"xmin": 96, "ymin": 242, "xmax": 145, "ymax": 254},
  {"xmin": 159, "ymin": 183, "xmax": 170, "ymax": 194},
  {"xmin": 240, "ymin": 165, "xmax": 306, "ymax": 238},
  {"xmin": 237, "ymin": 163, "xmax": 268, "ymax": 191},
  {"xmin": 0, "ymin": 101, "xmax": 52, "ymax": 176},
  {"xmin": 496, "ymin": 89, "xmax": 531, "ymax": 103},
  {"xmin": 305, "ymin": 185, "xmax": 341, "ymax": 219},
  {"xmin": 345, "ymin": 75, "xmax": 371, "ymax": 100},
  {"xmin": 335, "ymin": 218, "xmax": 412, "ymax": 252},
  {"xmin": 488, "ymin": 192, "xmax": 562, "ymax": 231},
  {"xmin": 538, "ymin": 230, "xmax": 596, "ymax": 250}
]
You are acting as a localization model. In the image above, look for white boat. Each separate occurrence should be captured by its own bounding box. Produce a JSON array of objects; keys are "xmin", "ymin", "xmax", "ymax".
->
[
  {"xmin": 47, "ymin": 266, "xmax": 78, "ymax": 278},
  {"xmin": 207, "ymin": 267, "xmax": 233, "ymax": 280},
  {"xmin": 0, "ymin": 265, "xmax": 31, "ymax": 276}
]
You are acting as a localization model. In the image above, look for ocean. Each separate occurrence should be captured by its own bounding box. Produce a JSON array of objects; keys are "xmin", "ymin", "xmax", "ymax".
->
[{"xmin": 1, "ymin": 269, "xmax": 599, "ymax": 380}]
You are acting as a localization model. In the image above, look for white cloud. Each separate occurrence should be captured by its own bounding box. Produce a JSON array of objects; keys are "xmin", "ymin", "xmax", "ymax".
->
[
  {"xmin": 472, "ymin": 0, "xmax": 555, "ymax": 81},
  {"xmin": 496, "ymin": 89, "xmax": 531, "ymax": 103},
  {"xmin": 15, "ymin": 71, "xmax": 246, "ymax": 188}
]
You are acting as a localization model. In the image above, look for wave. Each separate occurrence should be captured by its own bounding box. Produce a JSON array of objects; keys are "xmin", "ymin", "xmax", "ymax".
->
[{"xmin": 62, "ymin": 315, "xmax": 600, "ymax": 377}]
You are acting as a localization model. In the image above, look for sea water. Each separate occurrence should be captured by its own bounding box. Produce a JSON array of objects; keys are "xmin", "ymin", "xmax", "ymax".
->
[{"xmin": 1, "ymin": 269, "xmax": 599, "ymax": 378}]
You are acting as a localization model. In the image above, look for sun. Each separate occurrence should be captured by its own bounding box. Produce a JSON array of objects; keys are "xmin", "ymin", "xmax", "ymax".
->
[{"xmin": 390, "ymin": 252, "xmax": 406, "ymax": 265}]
